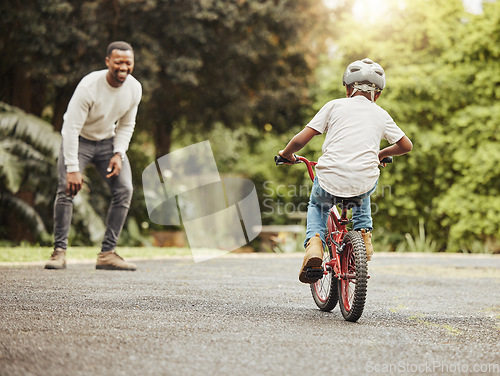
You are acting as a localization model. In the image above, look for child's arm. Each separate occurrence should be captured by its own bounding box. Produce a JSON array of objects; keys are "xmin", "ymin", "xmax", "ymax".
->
[
  {"xmin": 279, "ymin": 127, "xmax": 320, "ymax": 162},
  {"xmin": 378, "ymin": 135, "xmax": 413, "ymax": 160}
]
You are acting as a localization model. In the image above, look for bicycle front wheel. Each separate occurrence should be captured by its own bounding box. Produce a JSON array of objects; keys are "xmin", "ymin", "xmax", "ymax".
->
[
  {"xmin": 337, "ymin": 231, "xmax": 368, "ymax": 322},
  {"xmin": 310, "ymin": 248, "xmax": 338, "ymax": 311}
]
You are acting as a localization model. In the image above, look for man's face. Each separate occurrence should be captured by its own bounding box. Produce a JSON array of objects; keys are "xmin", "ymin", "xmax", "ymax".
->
[{"xmin": 105, "ymin": 49, "xmax": 134, "ymax": 87}]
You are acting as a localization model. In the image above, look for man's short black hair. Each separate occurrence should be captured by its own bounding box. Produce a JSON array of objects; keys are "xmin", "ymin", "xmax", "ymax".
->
[{"xmin": 106, "ymin": 41, "xmax": 134, "ymax": 57}]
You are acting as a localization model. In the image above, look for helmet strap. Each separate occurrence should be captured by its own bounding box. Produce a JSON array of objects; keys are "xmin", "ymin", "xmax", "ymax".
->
[{"xmin": 351, "ymin": 82, "xmax": 380, "ymax": 102}]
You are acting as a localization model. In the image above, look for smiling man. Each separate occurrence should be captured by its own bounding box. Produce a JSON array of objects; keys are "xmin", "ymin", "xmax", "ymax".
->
[{"xmin": 46, "ymin": 41, "xmax": 142, "ymax": 271}]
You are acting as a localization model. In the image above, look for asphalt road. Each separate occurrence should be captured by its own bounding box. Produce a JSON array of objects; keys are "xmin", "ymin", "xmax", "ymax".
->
[{"xmin": 0, "ymin": 252, "xmax": 499, "ymax": 376}]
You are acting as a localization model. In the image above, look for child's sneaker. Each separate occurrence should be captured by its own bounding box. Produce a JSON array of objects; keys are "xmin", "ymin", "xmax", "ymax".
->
[
  {"xmin": 360, "ymin": 229, "xmax": 373, "ymax": 261},
  {"xmin": 44, "ymin": 248, "xmax": 66, "ymax": 269},
  {"xmin": 299, "ymin": 234, "xmax": 323, "ymax": 283}
]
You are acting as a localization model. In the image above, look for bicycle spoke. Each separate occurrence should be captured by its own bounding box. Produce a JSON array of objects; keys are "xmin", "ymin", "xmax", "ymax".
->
[
  {"xmin": 311, "ymin": 249, "xmax": 338, "ymax": 311},
  {"xmin": 338, "ymin": 231, "xmax": 368, "ymax": 322}
]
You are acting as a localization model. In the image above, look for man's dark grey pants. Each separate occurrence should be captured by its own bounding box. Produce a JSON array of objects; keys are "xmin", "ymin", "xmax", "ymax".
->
[{"xmin": 53, "ymin": 137, "xmax": 133, "ymax": 252}]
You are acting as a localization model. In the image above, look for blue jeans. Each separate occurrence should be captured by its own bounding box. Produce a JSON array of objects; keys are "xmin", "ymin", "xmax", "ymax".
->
[
  {"xmin": 53, "ymin": 137, "xmax": 133, "ymax": 252},
  {"xmin": 304, "ymin": 177, "xmax": 377, "ymax": 248}
]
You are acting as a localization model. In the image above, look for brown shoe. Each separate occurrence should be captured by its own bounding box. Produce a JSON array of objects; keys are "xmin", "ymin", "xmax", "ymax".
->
[
  {"xmin": 299, "ymin": 234, "xmax": 324, "ymax": 284},
  {"xmin": 45, "ymin": 248, "xmax": 66, "ymax": 270},
  {"xmin": 96, "ymin": 250, "xmax": 136, "ymax": 271},
  {"xmin": 360, "ymin": 229, "xmax": 373, "ymax": 261}
]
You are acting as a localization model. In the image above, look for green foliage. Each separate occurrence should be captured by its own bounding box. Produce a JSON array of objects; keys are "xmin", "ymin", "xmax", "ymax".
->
[
  {"xmin": 0, "ymin": 103, "xmax": 60, "ymax": 190},
  {"xmin": 171, "ymin": 121, "xmax": 322, "ymax": 227},
  {"xmin": 0, "ymin": 102, "xmax": 105, "ymax": 245},
  {"xmin": 0, "ymin": 192, "xmax": 51, "ymax": 244},
  {"xmin": 1, "ymin": 0, "xmax": 498, "ymax": 253},
  {"xmin": 319, "ymin": 0, "xmax": 500, "ymax": 253},
  {"xmin": 118, "ymin": 218, "xmax": 153, "ymax": 248},
  {"xmin": 0, "ymin": 0, "xmax": 329, "ymax": 153},
  {"xmin": 0, "ymin": 102, "xmax": 60, "ymax": 242},
  {"xmin": 127, "ymin": 0, "xmax": 329, "ymax": 156},
  {"xmin": 0, "ymin": 0, "xmax": 118, "ymax": 123},
  {"xmin": 0, "ymin": 0, "xmax": 331, "ymax": 246},
  {"xmin": 396, "ymin": 219, "xmax": 438, "ymax": 253}
]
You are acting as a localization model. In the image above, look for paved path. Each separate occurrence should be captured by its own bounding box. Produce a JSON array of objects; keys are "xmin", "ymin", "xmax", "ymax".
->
[{"xmin": 0, "ymin": 253, "xmax": 499, "ymax": 376}]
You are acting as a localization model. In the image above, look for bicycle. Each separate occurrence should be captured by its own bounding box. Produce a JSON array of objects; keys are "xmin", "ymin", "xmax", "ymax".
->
[{"xmin": 275, "ymin": 154, "xmax": 392, "ymax": 322}]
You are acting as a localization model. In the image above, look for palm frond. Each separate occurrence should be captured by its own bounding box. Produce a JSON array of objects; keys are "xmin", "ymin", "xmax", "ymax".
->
[
  {"xmin": 0, "ymin": 102, "xmax": 61, "ymax": 159},
  {"xmin": 0, "ymin": 147, "xmax": 23, "ymax": 193},
  {"xmin": 0, "ymin": 191, "xmax": 49, "ymax": 240},
  {"xmin": 0, "ymin": 102, "xmax": 106, "ymax": 246},
  {"xmin": 1, "ymin": 138, "xmax": 50, "ymax": 162},
  {"xmin": 0, "ymin": 138, "xmax": 57, "ymax": 194}
]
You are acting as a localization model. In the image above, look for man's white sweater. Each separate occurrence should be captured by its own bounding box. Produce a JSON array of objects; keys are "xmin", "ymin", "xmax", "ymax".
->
[{"xmin": 61, "ymin": 69, "xmax": 142, "ymax": 173}]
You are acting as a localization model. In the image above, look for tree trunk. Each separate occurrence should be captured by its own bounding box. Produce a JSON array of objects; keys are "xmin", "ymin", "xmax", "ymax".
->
[
  {"xmin": 11, "ymin": 66, "xmax": 32, "ymax": 113},
  {"xmin": 30, "ymin": 79, "xmax": 46, "ymax": 117},
  {"xmin": 154, "ymin": 120, "xmax": 174, "ymax": 158}
]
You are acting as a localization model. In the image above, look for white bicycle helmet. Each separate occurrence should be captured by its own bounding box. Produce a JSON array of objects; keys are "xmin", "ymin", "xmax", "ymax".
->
[{"xmin": 342, "ymin": 58, "xmax": 386, "ymax": 101}]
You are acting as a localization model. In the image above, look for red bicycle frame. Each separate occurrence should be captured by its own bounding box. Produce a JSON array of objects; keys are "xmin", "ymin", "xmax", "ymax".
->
[
  {"xmin": 278, "ymin": 153, "xmax": 389, "ymax": 320},
  {"xmin": 296, "ymin": 156, "xmax": 354, "ymax": 280}
]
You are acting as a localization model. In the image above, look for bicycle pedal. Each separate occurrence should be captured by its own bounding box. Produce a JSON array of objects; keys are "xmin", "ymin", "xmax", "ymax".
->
[{"xmin": 305, "ymin": 267, "xmax": 324, "ymax": 280}]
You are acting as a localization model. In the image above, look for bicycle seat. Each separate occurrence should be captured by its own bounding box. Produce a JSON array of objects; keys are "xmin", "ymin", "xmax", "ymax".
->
[{"xmin": 337, "ymin": 197, "xmax": 362, "ymax": 209}]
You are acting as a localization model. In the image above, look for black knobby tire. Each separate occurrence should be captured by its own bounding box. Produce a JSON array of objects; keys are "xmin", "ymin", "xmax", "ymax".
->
[
  {"xmin": 310, "ymin": 247, "xmax": 339, "ymax": 311},
  {"xmin": 337, "ymin": 231, "xmax": 368, "ymax": 322}
]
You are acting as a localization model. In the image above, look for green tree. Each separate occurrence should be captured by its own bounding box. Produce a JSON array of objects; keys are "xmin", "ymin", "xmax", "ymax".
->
[
  {"xmin": 0, "ymin": 102, "xmax": 105, "ymax": 245},
  {"xmin": 123, "ymin": 0, "xmax": 329, "ymax": 156},
  {"xmin": 0, "ymin": 0, "xmax": 329, "ymax": 152},
  {"xmin": 313, "ymin": 0, "xmax": 500, "ymax": 252},
  {"xmin": 0, "ymin": 0, "xmax": 118, "ymax": 128},
  {"xmin": 0, "ymin": 0, "xmax": 330, "ymax": 244}
]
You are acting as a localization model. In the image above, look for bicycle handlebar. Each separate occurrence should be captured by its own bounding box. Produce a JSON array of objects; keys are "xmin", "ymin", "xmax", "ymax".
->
[
  {"xmin": 275, "ymin": 155, "xmax": 393, "ymax": 166},
  {"xmin": 274, "ymin": 154, "xmax": 300, "ymax": 165},
  {"xmin": 275, "ymin": 155, "xmax": 393, "ymax": 181},
  {"xmin": 275, "ymin": 155, "xmax": 316, "ymax": 180}
]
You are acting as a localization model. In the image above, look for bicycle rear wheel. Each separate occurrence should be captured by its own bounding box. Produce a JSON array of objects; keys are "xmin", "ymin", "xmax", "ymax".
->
[
  {"xmin": 310, "ymin": 248, "xmax": 338, "ymax": 311},
  {"xmin": 337, "ymin": 231, "xmax": 368, "ymax": 322}
]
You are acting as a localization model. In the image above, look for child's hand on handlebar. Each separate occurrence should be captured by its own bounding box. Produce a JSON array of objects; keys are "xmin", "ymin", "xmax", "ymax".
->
[
  {"xmin": 278, "ymin": 150, "xmax": 297, "ymax": 164},
  {"xmin": 378, "ymin": 156, "xmax": 393, "ymax": 167}
]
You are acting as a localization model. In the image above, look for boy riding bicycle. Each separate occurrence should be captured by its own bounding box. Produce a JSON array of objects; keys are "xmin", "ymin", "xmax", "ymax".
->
[{"xmin": 278, "ymin": 58, "xmax": 413, "ymax": 284}]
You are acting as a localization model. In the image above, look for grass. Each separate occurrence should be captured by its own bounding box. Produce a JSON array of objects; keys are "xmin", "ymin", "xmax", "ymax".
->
[
  {"xmin": 0, "ymin": 246, "xmax": 192, "ymax": 263},
  {"xmin": 396, "ymin": 219, "xmax": 438, "ymax": 253}
]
